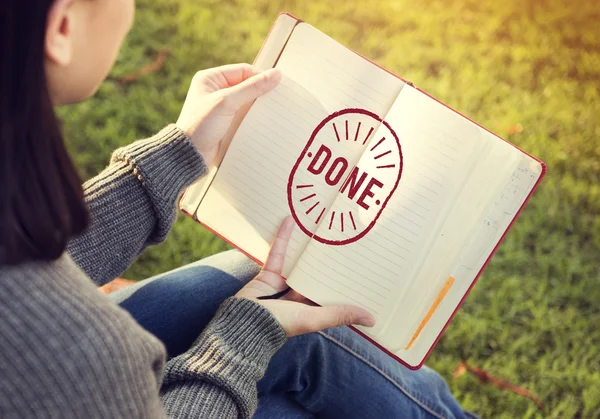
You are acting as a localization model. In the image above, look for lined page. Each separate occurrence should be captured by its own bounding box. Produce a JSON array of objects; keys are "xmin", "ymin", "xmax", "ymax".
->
[
  {"xmin": 287, "ymin": 86, "xmax": 487, "ymax": 337},
  {"xmin": 197, "ymin": 23, "xmax": 404, "ymax": 275},
  {"xmin": 180, "ymin": 14, "xmax": 298, "ymax": 218},
  {"xmin": 393, "ymin": 126, "xmax": 522, "ymax": 340},
  {"xmin": 396, "ymin": 153, "xmax": 543, "ymax": 367}
]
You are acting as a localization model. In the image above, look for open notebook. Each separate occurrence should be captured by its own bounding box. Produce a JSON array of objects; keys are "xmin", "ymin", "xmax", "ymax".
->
[{"xmin": 180, "ymin": 13, "xmax": 546, "ymax": 369}]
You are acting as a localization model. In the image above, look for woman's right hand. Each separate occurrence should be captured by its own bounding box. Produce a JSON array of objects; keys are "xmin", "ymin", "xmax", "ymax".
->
[
  {"xmin": 176, "ymin": 63, "xmax": 281, "ymax": 166},
  {"xmin": 235, "ymin": 217, "xmax": 376, "ymax": 337}
]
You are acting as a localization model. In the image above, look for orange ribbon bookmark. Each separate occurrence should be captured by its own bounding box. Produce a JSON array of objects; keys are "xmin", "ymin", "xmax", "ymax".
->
[{"xmin": 405, "ymin": 276, "xmax": 455, "ymax": 350}]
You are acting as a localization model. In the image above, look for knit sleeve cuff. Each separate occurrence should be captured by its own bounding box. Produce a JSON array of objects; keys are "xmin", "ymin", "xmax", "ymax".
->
[
  {"xmin": 200, "ymin": 297, "xmax": 287, "ymax": 362},
  {"xmin": 161, "ymin": 297, "xmax": 287, "ymax": 417},
  {"xmin": 110, "ymin": 125, "xmax": 208, "ymax": 240}
]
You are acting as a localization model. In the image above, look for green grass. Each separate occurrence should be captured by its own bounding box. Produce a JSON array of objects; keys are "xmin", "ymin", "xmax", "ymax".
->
[{"xmin": 59, "ymin": 0, "xmax": 600, "ymax": 417}]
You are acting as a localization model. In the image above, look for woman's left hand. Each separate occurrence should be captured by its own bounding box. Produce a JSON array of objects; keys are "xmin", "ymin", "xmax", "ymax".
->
[
  {"xmin": 235, "ymin": 217, "xmax": 376, "ymax": 338},
  {"xmin": 176, "ymin": 63, "xmax": 281, "ymax": 165}
]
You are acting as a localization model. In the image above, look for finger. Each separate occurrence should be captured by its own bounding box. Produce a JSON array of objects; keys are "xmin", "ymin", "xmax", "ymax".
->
[
  {"xmin": 218, "ymin": 63, "xmax": 261, "ymax": 87},
  {"xmin": 302, "ymin": 305, "xmax": 376, "ymax": 333},
  {"xmin": 196, "ymin": 63, "xmax": 261, "ymax": 90},
  {"xmin": 263, "ymin": 216, "xmax": 294, "ymax": 275},
  {"xmin": 221, "ymin": 68, "xmax": 282, "ymax": 109}
]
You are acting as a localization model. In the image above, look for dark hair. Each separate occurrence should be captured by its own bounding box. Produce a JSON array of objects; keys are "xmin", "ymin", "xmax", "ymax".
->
[{"xmin": 0, "ymin": 2, "xmax": 88, "ymax": 265}]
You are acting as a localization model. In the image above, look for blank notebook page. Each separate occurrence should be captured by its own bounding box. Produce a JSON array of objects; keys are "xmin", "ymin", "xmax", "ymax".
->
[{"xmin": 197, "ymin": 23, "xmax": 404, "ymax": 276}]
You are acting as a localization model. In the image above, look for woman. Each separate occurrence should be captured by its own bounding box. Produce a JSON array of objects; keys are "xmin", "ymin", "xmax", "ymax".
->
[{"xmin": 0, "ymin": 0, "xmax": 476, "ymax": 418}]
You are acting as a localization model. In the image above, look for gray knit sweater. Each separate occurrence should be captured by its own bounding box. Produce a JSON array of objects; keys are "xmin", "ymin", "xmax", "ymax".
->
[{"xmin": 0, "ymin": 125, "xmax": 287, "ymax": 418}]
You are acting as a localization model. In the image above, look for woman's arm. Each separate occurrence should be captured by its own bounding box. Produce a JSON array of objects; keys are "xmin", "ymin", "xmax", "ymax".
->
[
  {"xmin": 161, "ymin": 297, "xmax": 286, "ymax": 417},
  {"xmin": 68, "ymin": 64, "xmax": 282, "ymax": 286},
  {"xmin": 68, "ymin": 125, "xmax": 206, "ymax": 286}
]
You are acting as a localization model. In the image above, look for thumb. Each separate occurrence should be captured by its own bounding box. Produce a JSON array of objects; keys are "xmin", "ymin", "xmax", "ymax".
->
[
  {"xmin": 221, "ymin": 68, "xmax": 282, "ymax": 109},
  {"xmin": 305, "ymin": 305, "xmax": 376, "ymax": 333}
]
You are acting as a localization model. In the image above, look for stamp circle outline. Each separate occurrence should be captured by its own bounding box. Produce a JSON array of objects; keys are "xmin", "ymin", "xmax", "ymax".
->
[{"xmin": 287, "ymin": 108, "xmax": 403, "ymax": 246}]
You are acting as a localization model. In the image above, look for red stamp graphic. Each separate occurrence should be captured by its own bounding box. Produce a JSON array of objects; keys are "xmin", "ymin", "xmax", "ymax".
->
[{"xmin": 288, "ymin": 108, "xmax": 403, "ymax": 245}]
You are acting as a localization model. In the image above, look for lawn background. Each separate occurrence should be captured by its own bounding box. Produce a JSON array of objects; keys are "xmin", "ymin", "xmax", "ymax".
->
[{"xmin": 59, "ymin": 0, "xmax": 600, "ymax": 417}]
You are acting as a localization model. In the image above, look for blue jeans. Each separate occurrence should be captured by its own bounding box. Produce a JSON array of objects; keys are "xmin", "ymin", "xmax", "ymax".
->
[{"xmin": 110, "ymin": 250, "xmax": 476, "ymax": 419}]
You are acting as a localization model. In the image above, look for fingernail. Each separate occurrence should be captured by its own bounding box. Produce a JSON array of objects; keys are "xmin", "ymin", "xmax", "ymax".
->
[
  {"xmin": 264, "ymin": 68, "xmax": 282, "ymax": 84},
  {"xmin": 283, "ymin": 216, "xmax": 295, "ymax": 235},
  {"xmin": 358, "ymin": 315, "xmax": 376, "ymax": 327}
]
